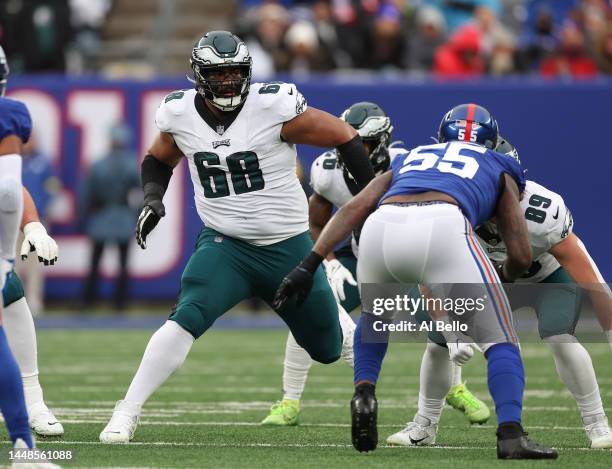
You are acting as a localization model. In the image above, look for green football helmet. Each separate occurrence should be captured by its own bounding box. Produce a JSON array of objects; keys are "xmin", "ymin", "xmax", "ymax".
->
[
  {"xmin": 340, "ymin": 101, "xmax": 393, "ymax": 176},
  {"xmin": 190, "ymin": 31, "xmax": 252, "ymax": 111},
  {"xmin": 495, "ymin": 136, "xmax": 521, "ymax": 164}
]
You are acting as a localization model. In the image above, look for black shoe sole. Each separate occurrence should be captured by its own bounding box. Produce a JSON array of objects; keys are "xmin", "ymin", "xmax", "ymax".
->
[
  {"xmin": 351, "ymin": 401, "xmax": 378, "ymax": 452},
  {"xmin": 498, "ymin": 452, "xmax": 559, "ymax": 460},
  {"xmin": 497, "ymin": 438, "xmax": 559, "ymax": 460}
]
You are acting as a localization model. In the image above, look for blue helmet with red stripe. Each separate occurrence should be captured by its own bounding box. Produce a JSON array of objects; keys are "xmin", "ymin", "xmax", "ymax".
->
[{"xmin": 438, "ymin": 103, "xmax": 499, "ymax": 149}]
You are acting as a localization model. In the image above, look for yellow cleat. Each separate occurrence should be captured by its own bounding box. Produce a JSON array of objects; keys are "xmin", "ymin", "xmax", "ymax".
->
[
  {"xmin": 446, "ymin": 382, "xmax": 490, "ymax": 424},
  {"xmin": 260, "ymin": 399, "xmax": 300, "ymax": 426}
]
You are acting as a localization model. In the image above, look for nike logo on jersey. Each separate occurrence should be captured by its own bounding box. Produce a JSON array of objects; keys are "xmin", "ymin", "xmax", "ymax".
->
[
  {"xmin": 288, "ymin": 88, "xmax": 293, "ymax": 95},
  {"xmin": 409, "ymin": 436, "xmax": 427, "ymax": 445},
  {"xmin": 552, "ymin": 207, "xmax": 560, "ymax": 219}
]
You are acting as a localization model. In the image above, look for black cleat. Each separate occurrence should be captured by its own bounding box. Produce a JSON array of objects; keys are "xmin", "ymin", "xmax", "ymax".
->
[
  {"xmin": 351, "ymin": 383, "xmax": 378, "ymax": 452},
  {"xmin": 497, "ymin": 427, "xmax": 558, "ymax": 460}
]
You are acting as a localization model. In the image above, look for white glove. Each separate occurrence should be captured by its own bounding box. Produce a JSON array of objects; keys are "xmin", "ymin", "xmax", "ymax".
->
[
  {"xmin": 447, "ymin": 338, "xmax": 477, "ymax": 365},
  {"xmin": 20, "ymin": 222, "xmax": 58, "ymax": 265},
  {"xmin": 437, "ymin": 315, "xmax": 480, "ymax": 365},
  {"xmin": 324, "ymin": 259, "xmax": 357, "ymax": 302}
]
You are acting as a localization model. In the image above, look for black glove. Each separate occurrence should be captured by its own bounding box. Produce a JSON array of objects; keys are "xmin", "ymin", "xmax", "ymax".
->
[
  {"xmin": 272, "ymin": 252, "xmax": 324, "ymax": 310},
  {"xmin": 495, "ymin": 263, "xmax": 513, "ymax": 283},
  {"xmin": 135, "ymin": 199, "xmax": 165, "ymax": 249}
]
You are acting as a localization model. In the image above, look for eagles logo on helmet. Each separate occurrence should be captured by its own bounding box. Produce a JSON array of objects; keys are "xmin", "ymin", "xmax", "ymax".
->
[
  {"xmin": 339, "ymin": 101, "xmax": 394, "ymax": 177},
  {"xmin": 189, "ymin": 31, "xmax": 252, "ymax": 111}
]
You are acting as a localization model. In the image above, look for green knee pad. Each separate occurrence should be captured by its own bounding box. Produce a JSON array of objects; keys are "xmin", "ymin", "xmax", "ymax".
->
[{"xmin": 3, "ymin": 271, "xmax": 25, "ymax": 308}]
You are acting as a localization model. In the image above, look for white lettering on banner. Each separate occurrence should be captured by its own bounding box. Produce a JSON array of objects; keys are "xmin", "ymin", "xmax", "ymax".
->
[
  {"xmin": 8, "ymin": 88, "xmax": 184, "ymax": 279},
  {"xmin": 67, "ymin": 90, "xmax": 125, "ymax": 169}
]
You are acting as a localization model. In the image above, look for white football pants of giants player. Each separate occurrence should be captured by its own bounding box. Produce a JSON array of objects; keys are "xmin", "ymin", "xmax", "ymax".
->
[{"xmin": 357, "ymin": 202, "xmax": 518, "ymax": 351}]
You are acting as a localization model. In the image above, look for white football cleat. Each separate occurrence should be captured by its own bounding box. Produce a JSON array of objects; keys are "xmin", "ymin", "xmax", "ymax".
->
[
  {"xmin": 12, "ymin": 438, "xmax": 61, "ymax": 469},
  {"xmin": 28, "ymin": 402, "xmax": 64, "ymax": 436},
  {"xmin": 585, "ymin": 416, "xmax": 612, "ymax": 449},
  {"xmin": 386, "ymin": 414, "xmax": 438, "ymax": 446},
  {"xmin": 99, "ymin": 400, "xmax": 141, "ymax": 444}
]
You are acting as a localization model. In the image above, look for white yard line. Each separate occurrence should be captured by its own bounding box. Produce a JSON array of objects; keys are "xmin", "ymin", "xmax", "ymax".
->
[
  {"xmin": 4, "ymin": 440, "xmax": 604, "ymax": 452},
  {"xmin": 36, "ymin": 419, "xmax": 589, "ymax": 431},
  {"xmin": 44, "ymin": 401, "xmax": 611, "ymax": 412}
]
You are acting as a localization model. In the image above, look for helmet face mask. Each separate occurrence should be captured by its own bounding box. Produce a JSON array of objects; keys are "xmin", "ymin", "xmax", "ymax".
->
[
  {"xmin": 0, "ymin": 45, "xmax": 9, "ymax": 97},
  {"xmin": 495, "ymin": 136, "xmax": 521, "ymax": 164},
  {"xmin": 339, "ymin": 102, "xmax": 393, "ymax": 177},
  {"xmin": 190, "ymin": 31, "xmax": 252, "ymax": 111},
  {"xmin": 362, "ymin": 134, "xmax": 391, "ymax": 175},
  {"xmin": 438, "ymin": 103, "xmax": 499, "ymax": 149}
]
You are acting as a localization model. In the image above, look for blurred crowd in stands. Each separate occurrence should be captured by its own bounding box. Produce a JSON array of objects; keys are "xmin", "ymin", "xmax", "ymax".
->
[
  {"xmin": 0, "ymin": 0, "xmax": 610, "ymax": 78},
  {"xmin": 237, "ymin": 0, "xmax": 612, "ymax": 78},
  {"xmin": 0, "ymin": 0, "xmax": 111, "ymax": 74}
]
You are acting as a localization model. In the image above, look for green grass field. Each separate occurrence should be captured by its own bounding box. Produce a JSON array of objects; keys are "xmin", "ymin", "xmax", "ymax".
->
[{"xmin": 2, "ymin": 328, "xmax": 611, "ymax": 468}]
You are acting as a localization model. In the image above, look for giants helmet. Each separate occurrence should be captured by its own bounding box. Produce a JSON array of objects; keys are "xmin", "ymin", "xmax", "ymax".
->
[
  {"xmin": 0, "ymin": 45, "xmax": 9, "ymax": 97},
  {"xmin": 190, "ymin": 31, "xmax": 252, "ymax": 111},
  {"xmin": 340, "ymin": 101, "xmax": 393, "ymax": 175},
  {"xmin": 438, "ymin": 103, "xmax": 499, "ymax": 149}
]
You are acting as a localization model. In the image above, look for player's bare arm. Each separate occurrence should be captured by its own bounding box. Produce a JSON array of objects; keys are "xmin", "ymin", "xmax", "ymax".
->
[
  {"xmin": 281, "ymin": 108, "xmax": 375, "ymax": 189},
  {"xmin": 148, "ymin": 131, "xmax": 184, "ymax": 168},
  {"xmin": 0, "ymin": 134, "xmax": 23, "ymax": 155},
  {"xmin": 19, "ymin": 187, "xmax": 58, "ymax": 265},
  {"xmin": 136, "ymin": 131, "xmax": 184, "ymax": 249},
  {"xmin": 494, "ymin": 174, "xmax": 532, "ymax": 281},
  {"xmin": 308, "ymin": 193, "xmax": 335, "ymax": 260},
  {"xmin": 549, "ymin": 233, "xmax": 612, "ymax": 332},
  {"xmin": 21, "ymin": 187, "xmax": 40, "ymax": 228}
]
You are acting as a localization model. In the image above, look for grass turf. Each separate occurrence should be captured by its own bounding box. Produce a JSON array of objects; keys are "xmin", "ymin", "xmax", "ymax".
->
[{"xmin": 2, "ymin": 328, "xmax": 611, "ymax": 468}]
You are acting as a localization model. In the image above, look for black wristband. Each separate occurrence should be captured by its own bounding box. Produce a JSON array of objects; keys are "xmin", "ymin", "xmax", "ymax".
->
[
  {"xmin": 141, "ymin": 154, "xmax": 173, "ymax": 192},
  {"xmin": 300, "ymin": 251, "xmax": 324, "ymax": 274},
  {"xmin": 336, "ymin": 135, "xmax": 375, "ymax": 189},
  {"xmin": 143, "ymin": 182, "xmax": 165, "ymax": 205},
  {"xmin": 496, "ymin": 263, "xmax": 514, "ymax": 283}
]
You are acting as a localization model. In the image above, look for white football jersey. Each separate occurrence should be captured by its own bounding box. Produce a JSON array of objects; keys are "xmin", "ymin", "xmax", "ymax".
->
[
  {"xmin": 476, "ymin": 180, "xmax": 574, "ymax": 282},
  {"xmin": 310, "ymin": 146, "xmax": 406, "ymax": 257},
  {"xmin": 155, "ymin": 83, "xmax": 309, "ymax": 245},
  {"xmin": 310, "ymin": 146, "xmax": 407, "ymax": 208}
]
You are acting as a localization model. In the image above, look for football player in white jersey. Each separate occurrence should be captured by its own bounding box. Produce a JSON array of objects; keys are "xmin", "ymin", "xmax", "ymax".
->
[
  {"xmin": 262, "ymin": 102, "xmax": 403, "ymax": 425},
  {"xmin": 99, "ymin": 31, "xmax": 377, "ymax": 443},
  {"xmin": 387, "ymin": 138, "xmax": 612, "ymax": 449}
]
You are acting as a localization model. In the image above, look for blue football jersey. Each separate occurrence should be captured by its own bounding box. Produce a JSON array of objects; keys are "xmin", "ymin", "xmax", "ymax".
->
[
  {"xmin": 381, "ymin": 141, "xmax": 526, "ymax": 227},
  {"xmin": 0, "ymin": 97, "xmax": 32, "ymax": 143}
]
